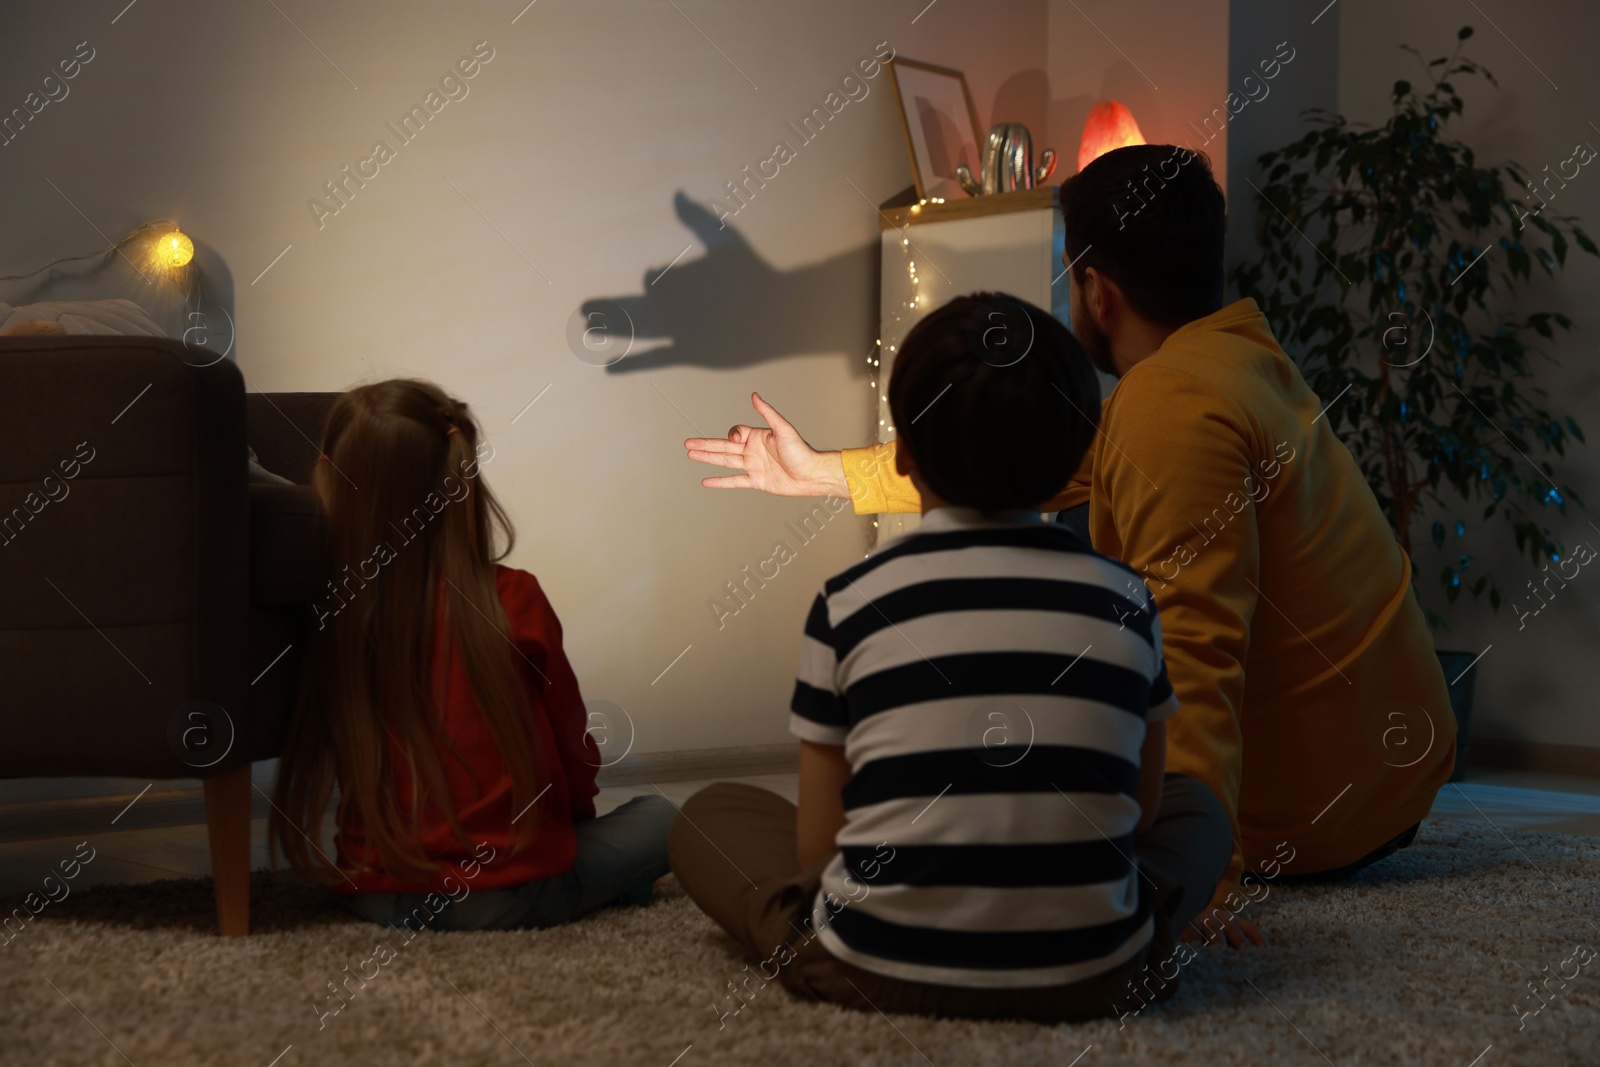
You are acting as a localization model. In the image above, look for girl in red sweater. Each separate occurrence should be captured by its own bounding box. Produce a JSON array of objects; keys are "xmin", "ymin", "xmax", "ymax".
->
[{"xmin": 271, "ymin": 379, "xmax": 673, "ymax": 930}]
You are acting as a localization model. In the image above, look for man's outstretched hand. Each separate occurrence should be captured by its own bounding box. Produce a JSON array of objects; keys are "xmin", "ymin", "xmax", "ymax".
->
[{"xmin": 685, "ymin": 393, "xmax": 849, "ymax": 498}]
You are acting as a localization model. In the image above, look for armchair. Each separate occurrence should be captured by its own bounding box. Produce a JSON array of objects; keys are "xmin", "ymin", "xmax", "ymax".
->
[{"xmin": 0, "ymin": 333, "xmax": 336, "ymax": 935}]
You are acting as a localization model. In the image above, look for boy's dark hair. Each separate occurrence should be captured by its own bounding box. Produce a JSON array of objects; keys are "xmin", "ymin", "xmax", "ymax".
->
[
  {"xmin": 888, "ymin": 293, "xmax": 1100, "ymax": 515},
  {"xmin": 1061, "ymin": 144, "xmax": 1227, "ymax": 328}
]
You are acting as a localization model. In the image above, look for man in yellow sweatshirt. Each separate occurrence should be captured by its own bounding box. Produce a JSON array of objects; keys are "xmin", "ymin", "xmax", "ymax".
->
[{"xmin": 685, "ymin": 144, "xmax": 1455, "ymax": 947}]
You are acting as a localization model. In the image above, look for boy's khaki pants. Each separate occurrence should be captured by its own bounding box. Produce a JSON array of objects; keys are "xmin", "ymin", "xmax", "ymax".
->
[{"xmin": 668, "ymin": 776, "xmax": 1231, "ymax": 1025}]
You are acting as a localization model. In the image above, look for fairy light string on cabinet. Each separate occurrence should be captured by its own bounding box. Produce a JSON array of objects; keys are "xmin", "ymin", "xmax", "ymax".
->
[{"xmin": 864, "ymin": 194, "xmax": 944, "ymax": 551}]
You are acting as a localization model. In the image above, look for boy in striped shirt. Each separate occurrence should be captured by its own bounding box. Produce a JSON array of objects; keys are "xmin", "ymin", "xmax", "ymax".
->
[{"xmin": 670, "ymin": 293, "xmax": 1232, "ymax": 1023}]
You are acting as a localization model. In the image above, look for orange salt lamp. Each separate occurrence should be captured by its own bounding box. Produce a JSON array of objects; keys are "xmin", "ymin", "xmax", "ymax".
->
[{"xmin": 1077, "ymin": 100, "xmax": 1146, "ymax": 172}]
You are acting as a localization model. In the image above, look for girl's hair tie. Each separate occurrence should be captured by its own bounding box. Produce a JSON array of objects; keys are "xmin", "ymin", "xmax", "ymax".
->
[
  {"xmin": 318, "ymin": 453, "xmax": 330, "ymax": 462},
  {"xmin": 445, "ymin": 426, "xmax": 460, "ymax": 437}
]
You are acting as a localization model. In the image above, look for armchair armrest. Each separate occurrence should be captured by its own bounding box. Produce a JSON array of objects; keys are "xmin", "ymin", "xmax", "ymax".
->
[{"xmin": 0, "ymin": 335, "xmax": 248, "ymax": 778}]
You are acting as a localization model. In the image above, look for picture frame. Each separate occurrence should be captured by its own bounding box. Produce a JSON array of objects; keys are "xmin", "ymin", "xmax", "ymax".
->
[{"xmin": 886, "ymin": 58, "xmax": 984, "ymax": 201}]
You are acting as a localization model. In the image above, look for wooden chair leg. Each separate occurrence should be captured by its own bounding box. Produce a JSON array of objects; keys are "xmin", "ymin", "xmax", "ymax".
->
[{"xmin": 203, "ymin": 763, "xmax": 253, "ymax": 936}]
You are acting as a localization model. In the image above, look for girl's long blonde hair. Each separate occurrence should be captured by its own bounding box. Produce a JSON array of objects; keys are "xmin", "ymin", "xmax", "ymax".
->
[{"xmin": 271, "ymin": 379, "xmax": 553, "ymax": 886}]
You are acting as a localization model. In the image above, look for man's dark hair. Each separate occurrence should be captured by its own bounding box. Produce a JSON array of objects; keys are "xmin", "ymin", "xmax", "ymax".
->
[
  {"xmin": 888, "ymin": 292, "xmax": 1100, "ymax": 515},
  {"xmin": 1061, "ymin": 144, "xmax": 1226, "ymax": 328}
]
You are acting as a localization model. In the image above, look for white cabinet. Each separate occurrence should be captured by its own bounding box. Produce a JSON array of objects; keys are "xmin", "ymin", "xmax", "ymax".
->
[{"xmin": 872, "ymin": 187, "xmax": 1070, "ymax": 543}]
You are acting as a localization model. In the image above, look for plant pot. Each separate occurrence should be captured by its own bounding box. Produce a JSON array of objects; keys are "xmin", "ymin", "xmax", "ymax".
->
[{"xmin": 1435, "ymin": 650, "xmax": 1479, "ymax": 782}]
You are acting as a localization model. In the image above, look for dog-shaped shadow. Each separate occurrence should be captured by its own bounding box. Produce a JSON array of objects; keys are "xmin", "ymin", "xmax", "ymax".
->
[{"xmin": 584, "ymin": 192, "xmax": 877, "ymax": 376}]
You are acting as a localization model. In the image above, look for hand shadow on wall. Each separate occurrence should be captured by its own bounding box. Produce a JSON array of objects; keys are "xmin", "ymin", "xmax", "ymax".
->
[{"xmin": 586, "ymin": 192, "xmax": 875, "ymax": 377}]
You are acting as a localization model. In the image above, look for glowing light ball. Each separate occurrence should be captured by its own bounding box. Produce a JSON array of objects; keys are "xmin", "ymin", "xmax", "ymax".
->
[
  {"xmin": 1077, "ymin": 101, "xmax": 1146, "ymax": 173},
  {"xmin": 155, "ymin": 229, "xmax": 194, "ymax": 270}
]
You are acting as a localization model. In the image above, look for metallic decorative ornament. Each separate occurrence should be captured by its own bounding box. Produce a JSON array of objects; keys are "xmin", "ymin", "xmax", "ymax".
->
[{"xmin": 956, "ymin": 123, "xmax": 1058, "ymax": 195}]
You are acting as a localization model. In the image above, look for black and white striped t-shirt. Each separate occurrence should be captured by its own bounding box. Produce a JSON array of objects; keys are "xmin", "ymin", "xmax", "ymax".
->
[{"xmin": 789, "ymin": 507, "xmax": 1177, "ymax": 989}]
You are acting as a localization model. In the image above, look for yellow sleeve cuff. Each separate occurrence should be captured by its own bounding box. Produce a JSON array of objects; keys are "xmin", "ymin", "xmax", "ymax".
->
[{"xmin": 841, "ymin": 442, "xmax": 922, "ymax": 515}]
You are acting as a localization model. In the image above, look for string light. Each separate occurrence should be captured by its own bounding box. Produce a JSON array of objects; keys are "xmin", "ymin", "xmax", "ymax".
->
[
  {"xmin": 860, "ymin": 218, "xmax": 931, "ymax": 547},
  {"xmin": 868, "ymin": 224, "xmax": 922, "ymax": 451},
  {"xmin": 0, "ymin": 219, "xmax": 194, "ymax": 285},
  {"xmin": 861, "ymin": 195, "xmax": 942, "ymax": 547},
  {"xmin": 153, "ymin": 228, "xmax": 194, "ymax": 270}
]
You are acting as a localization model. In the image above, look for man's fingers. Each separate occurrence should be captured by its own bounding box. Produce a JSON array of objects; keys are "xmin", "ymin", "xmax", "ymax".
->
[
  {"xmin": 1237, "ymin": 917, "xmax": 1269, "ymax": 946},
  {"xmin": 1207, "ymin": 912, "xmax": 1267, "ymax": 950},
  {"xmin": 1181, "ymin": 908, "xmax": 1266, "ymax": 950},
  {"xmin": 751, "ymin": 392, "xmax": 794, "ymax": 435},
  {"xmin": 687, "ymin": 448, "xmax": 750, "ymax": 471},
  {"xmin": 702, "ymin": 474, "xmax": 755, "ymax": 490},
  {"xmin": 686, "ymin": 438, "xmax": 746, "ymax": 456}
]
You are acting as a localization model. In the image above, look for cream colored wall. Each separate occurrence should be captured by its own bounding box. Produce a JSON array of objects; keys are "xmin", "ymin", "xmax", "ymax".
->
[
  {"xmin": 1042, "ymin": 0, "xmax": 1233, "ymax": 406},
  {"xmin": 1224, "ymin": 0, "xmax": 1341, "ymax": 284},
  {"xmin": 1045, "ymin": 0, "xmax": 1231, "ymax": 188},
  {"xmin": 0, "ymin": 2, "xmax": 1052, "ymax": 757}
]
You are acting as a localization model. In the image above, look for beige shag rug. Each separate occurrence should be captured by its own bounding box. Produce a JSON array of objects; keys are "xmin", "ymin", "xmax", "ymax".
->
[{"xmin": 3, "ymin": 819, "xmax": 1597, "ymax": 1067}]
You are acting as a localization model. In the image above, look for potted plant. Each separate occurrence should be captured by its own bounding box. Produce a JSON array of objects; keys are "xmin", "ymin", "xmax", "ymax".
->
[{"xmin": 1232, "ymin": 26, "xmax": 1596, "ymax": 780}]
